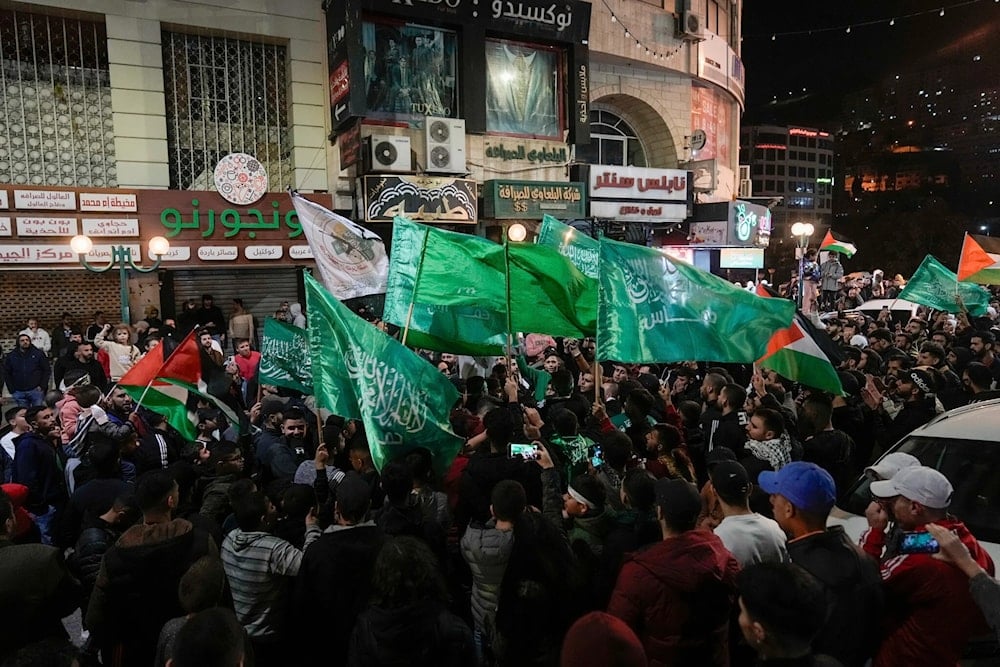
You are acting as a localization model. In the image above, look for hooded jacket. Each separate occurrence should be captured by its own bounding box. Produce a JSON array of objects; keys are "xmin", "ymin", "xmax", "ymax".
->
[
  {"xmin": 221, "ymin": 526, "xmax": 320, "ymax": 638},
  {"xmin": 874, "ymin": 518, "xmax": 995, "ymax": 667},
  {"xmin": 348, "ymin": 599, "xmax": 475, "ymax": 667},
  {"xmin": 607, "ymin": 529, "xmax": 740, "ymax": 666},
  {"xmin": 11, "ymin": 431, "xmax": 66, "ymax": 514},
  {"xmin": 461, "ymin": 520, "xmax": 515, "ymax": 635},
  {"xmin": 85, "ymin": 518, "xmax": 216, "ymax": 667}
]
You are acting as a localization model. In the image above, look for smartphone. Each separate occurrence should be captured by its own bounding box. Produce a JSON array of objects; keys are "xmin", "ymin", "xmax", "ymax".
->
[
  {"xmin": 591, "ymin": 445, "xmax": 605, "ymax": 468},
  {"xmin": 899, "ymin": 531, "xmax": 940, "ymax": 555},
  {"xmin": 871, "ymin": 376, "xmax": 886, "ymax": 393},
  {"xmin": 509, "ymin": 443, "xmax": 538, "ymax": 460}
]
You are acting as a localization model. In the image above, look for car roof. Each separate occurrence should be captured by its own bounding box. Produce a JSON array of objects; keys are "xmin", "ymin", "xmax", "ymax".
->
[
  {"xmin": 851, "ymin": 298, "xmax": 920, "ymax": 313},
  {"xmin": 905, "ymin": 398, "xmax": 1000, "ymax": 442}
]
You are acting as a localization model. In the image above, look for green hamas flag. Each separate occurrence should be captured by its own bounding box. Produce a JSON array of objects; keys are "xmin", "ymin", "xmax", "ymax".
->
[
  {"xmin": 899, "ymin": 254, "xmax": 990, "ymax": 316},
  {"xmin": 508, "ymin": 243, "xmax": 597, "ymax": 338},
  {"xmin": 258, "ymin": 318, "xmax": 313, "ymax": 394},
  {"xmin": 536, "ymin": 214, "xmax": 599, "ymax": 279},
  {"xmin": 598, "ymin": 237, "xmax": 795, "ymax": 363},
  {"xmin": 384, "ymin": 217, "xmax": 508, "ymax": 355},
  {"xmin": 304, "ymin": 272, "xmax": 463, "ymax": 473}
]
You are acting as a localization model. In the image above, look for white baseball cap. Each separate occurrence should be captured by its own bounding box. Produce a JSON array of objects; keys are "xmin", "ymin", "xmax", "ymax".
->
[
  {"xmin": 870, "ymin": 466, "xmax": 953, "ymax": 509},
  {"xmin": 865, "ymin": 452, "xmax": 921, "ymax": 481}
]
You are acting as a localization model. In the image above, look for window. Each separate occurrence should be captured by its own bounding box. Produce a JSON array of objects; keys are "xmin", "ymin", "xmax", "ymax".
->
[
  {"xmin": 486, "ymin": 39, "xmax": 562, "ymax": 139},
  {"xmin": 777, "ymin": 165, "xmax": 785, "ymax": 176},
  {"xmin": 752, "ymin": 163, "xmax": 764, "ymax": 175},
  {"xmin": 765, "ymin": 164, "xmax": 775, "ymax": 175},
  {"xmin": 764, "ymin": 179, "xmax": 775, "ymax": 191},
  {"xmin": 0, "ymin": 9, "xmax": 116, "ymax": 186},
  {"xmin": 361, "ymin": 21, "xmax": 458, "ymax": 118},
  {"xmin": 162, "ymin": 32, "xmax": 290, "ymax": 191},
  {"xmin": 585, "ymin": 109, "xmax": 646, "ymax": 166}
]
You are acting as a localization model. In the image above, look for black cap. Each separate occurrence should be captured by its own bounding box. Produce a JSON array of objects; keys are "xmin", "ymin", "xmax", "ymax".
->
[
  {"xmin": 653, "ymin": 478, "xmax": 701, "ymax": 524},
  {"xmin": 710, "ymin": 461, "xmax": 751, "ymax": 499}
]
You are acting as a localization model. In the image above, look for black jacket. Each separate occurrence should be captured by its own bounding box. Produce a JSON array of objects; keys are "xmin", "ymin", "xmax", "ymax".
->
[
  {"xmin": 879, "ymin": 396, "xmax": 937, "ymax": 449},
  {"xmin": 348, "ymin": 599, "xmax": 475, "ymax": 667},
  {"xmin": 456, "ymin": 452, "xmax": 538, "ymax": 529},
  {"xmin": 293, "ymin": 525, "xmax": 387, "ymax": 665},
  {"xmin": 801, "ymin": 430, "xmax": 856, "ymax": 502},
  {"xmin": 787, "ymin": 526, "xmax": 884, "ymax": 667}
]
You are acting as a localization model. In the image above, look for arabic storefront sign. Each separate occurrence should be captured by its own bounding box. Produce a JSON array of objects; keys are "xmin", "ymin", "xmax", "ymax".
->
[
  {"xmin": 16, "ymin": 217, "xmax": 77, "ymax": 236},
  {"xmin": 14, "ymin": 190, "xmax": 76, "ymax": 210},
  {"xmin": 157, "ymin": 196, "xmax": 302, "ymax": 239},
  {"xmin": 362, "ymin": 175, "xmax": 477, "ymax": 224},
  {"xmin": 0, "ymin": 243, "xmax": 139, "ymax": 265},
  {"xmin": 149, "ymin": 246, "xmax": 191, "ymax": 262},
  {"xmin": 198, "ymin": 246, "xmax": 240, "ymax": 261},
  {"xmin": 483, "ymin": 180, "xmax": 585, "ymax": 220},
  {"xmin": 0, "ymin": 218, "xmax": 10, "ymax": 236},
  {"xmin": 688, "ymin": 221, "xmax": 728, "ymax": 246},
  {"xmin": 82, "ymin": 218, "xmax": 139, "ymax": 237},
  {"xmin": 590, "ymin": 201, "xmax": 688, "ymax": 223},
  {"xmin": 589, "ymin": 166, "xmax": 689, "ymax": 202},
  {"xmin": 290, "ymin": 245, "xmax": 314, "ymax": 260},
  {"xmin": 244, "ymin": 245, "xmax": 284, "ymax": 260},
  {"xmin": 79, "ymin": 192, "xmax": 137, "ymax": 212},
  {"xmin": 484, "ymin": 140, "xmax": 569, "ymax": 165},
  {"xmin": 338, "ymin": 121, "xmax": 363, "ymax": 170},
  {"xmin": 730, "ymin": 200, "xmax": 772, "ymax": 248}
]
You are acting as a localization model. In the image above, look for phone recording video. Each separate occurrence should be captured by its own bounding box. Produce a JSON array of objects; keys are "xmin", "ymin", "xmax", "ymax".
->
[
  {"xmin": 509, "ymin": 443, "xmax": 539, "ymax": 460},
  {"xmin": 591, "ymin": 445, "xmax": 605, "ymax": 468},
  {"xmin": 899, "ymin": 531, "xmax": 940, "ymax": 555}
]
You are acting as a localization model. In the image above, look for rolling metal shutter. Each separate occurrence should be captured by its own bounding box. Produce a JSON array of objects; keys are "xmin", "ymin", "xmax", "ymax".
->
[{"xmin": 166, "ymin": 268, "xmax": 301, "ymax": 343}]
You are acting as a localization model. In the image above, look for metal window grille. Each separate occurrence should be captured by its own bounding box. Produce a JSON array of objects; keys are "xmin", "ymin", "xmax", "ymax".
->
[
  {"xmin": 0, "ymin": 9, "xmax": 116, "ymax": 187},
  {"xmin": 162, "ymin": 32, "xmax": 291, "ymax": 191}
]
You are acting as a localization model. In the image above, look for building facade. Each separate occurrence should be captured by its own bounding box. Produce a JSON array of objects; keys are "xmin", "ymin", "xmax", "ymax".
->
[{"xmin": 0, "ymin": 0, "xmax": 747, "ymax": 341}]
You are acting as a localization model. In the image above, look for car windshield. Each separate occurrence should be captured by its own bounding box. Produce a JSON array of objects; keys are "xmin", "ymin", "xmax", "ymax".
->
[{"xmin": 839, "ymin": 435, "xmax": 1000, "ymax": 544}]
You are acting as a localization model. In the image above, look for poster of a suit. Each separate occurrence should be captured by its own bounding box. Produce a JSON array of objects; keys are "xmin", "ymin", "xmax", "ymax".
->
[{"xmin": 485, "ymin": 40, "xmax": 561, "ymax": 138}]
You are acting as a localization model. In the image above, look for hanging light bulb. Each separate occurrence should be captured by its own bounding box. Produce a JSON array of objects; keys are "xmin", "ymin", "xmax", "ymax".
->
[
  {"xmin": 846, "ymin": 26, "xmax": 851, "ymax": 33},
  {"xmin": 939, "ymin": 8, "xmax": 945, "ymax": 16},
  {"xmin": 611, "ymin": 14, "xmax": 617, "ymax": 22},
  {"xmin": 624, "ymin": 30, "xmax": 631, "ymax": 38},
  {"xmin": 889, "ymin": 18, "xmax": 895, "ymax": 25},
  {"xmin": 771, "ymin": 34, "xmax": 776, "ymax": 41}
]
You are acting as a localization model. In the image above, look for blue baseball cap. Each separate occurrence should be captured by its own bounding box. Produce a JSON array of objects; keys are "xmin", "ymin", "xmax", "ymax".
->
[{"xmin": 758, "ymin": 462, "xmax": 837, "ymax": 515}]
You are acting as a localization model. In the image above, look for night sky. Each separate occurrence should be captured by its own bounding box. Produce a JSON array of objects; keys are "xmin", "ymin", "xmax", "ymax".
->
[{"xmin": 740, "ymin": 0, "xmax": 1000, "ymax": 126}]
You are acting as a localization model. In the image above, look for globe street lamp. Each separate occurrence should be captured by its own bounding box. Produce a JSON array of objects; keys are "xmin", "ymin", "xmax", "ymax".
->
[
  {"xmin": 71, "ymin": 235, "xmax": 170, "ymax": 324},
  {"xmin": 790, "ymin": 222, "xmax": 814, "ymax": 309}
]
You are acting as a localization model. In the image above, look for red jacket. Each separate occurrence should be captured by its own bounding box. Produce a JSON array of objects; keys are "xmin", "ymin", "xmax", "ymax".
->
[
  {"xmin": 608, "ymin": 529, "xmax": 740, "ymax": 666},
  {"xmin": 874, "ymin": 518, "xmax": 995, "ymax": 667}
]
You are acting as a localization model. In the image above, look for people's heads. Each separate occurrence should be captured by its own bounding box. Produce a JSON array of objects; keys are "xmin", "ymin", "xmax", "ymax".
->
[
  {"xmin": 560, "ymin": 611, "xmax": 646, "ymax": 667},
  {"xmin": 381, "ymin": 461, "xmax": 414, "ymax": 505},
  {"xmin": 894, "ymin": 330, "xmax": 913, "ymax": 350},
  {"xmin": 865, "ymin": 452, "xmax": 920, "ymax": 481},
  {"xmin": 482, "ymin": 407, "xmax": 516, "ymax": 451},
  {"xmin": 550, "ymin": 369, "xmax": 574, "ymax": 397},
  {"xmin": 348, "ymin": 441, "xmax": 373, "ymax": 472},
  {"xmin": 88, "ymin": 439, "xmax": 122, "ymax": 478},
  {"xmin": 334, "ymin": 471, "xmax": 372, "ymax": 524},
  {"xmin": 74, "ymin": 341, "xmax": 94, "ymax": 362},
  {"xmin": 196, "ymin": 409, "xmax": 220, "ymax": 439},
  {"xmin": 490, "ymin": 479, "xmax": 527, "ymax": 523},
  {"xmin": 178, "ymin": 556, "xmax": 228, "ymax": 614},
  {"xmin": 17, "ymin": 333, "xmax": 31, "ymax": 350},
  {"xmin": 653, "ymin": 478, "xmax": 702, "ymax": 536},
  {"xmin": 759, "ymin": 462, "xmax": 837, "ymax": 534},
  {"xmin": 797, "ymin": 393, "xmax": 833, "ymax": 439},
  {"xmin": 859, "ymin": 348, "xmax": 883, "ymax": 375},
  {"xmin": 905, "ymin": 318, "xmax": 927, "ymax": 337},
  {"xmin": 710, "ymin": 461, "xmax": 752, "ymax": 507},
  {"xmin": 963, "ymin": 362, "xmax": 993, "ymax": 393},
  {"xmin": 0, "ymin": 488, "xmax": 14, "ymax": 539},
  {"xmin": 895, "ymin": 368, "xmax": 933, "ymax": 401},
  {"xmin": 564, "ymin": 473, "xmax": 606, "ymax": 517},
  {"xmin": 135, "ymin": 470, "xmax": 180, "ymax": 517},
  {"xmin": 551, "ymin": 408, "xmax": 579, "ymax": 438},
  {"xmin": 111, "ymin": 324, "xmax": 131, "ymax": 345},
  {"xmin": 870, "ymin": 465, "xmax": 953, "ymax": 529},
  {"xmin": 737, "ymin": 562, "xmax": 827, "ymax": 658},
  {"xmin": 931, "ymin": 330, "xmax": 953, "ymax": 348},
  {"xmin": 645, "ymin": 422, "xmax": 682, "ymax": 454},
  {"xmin": 543, "ymin": 353, "xmax": 562, "ymax": 374},
  {"xmin": 620, "ymin": 468, "xmax": 656, "ymax": 511},
  {"xmin": 970, "ymin": 330, "xmax": 995, "ymax": 359},
  {"xmin": 917, "ymin": 341, "xmax": 945, "ymax": 368},
  {"xmin": 577, "ymin": 371, "xmax": 595, "ymax": 394},
  {"xmin": 211, "ymin": 441, "xmax": 244, "ymax": 475},
  {"xmin": 25, "ymin": 406, "xmax": 56, "ymax": 436},
  {"xmin": 232, "ymin": 490, "xmax": 272, "ymax": 531},
  {"xmin": 170, "ymin": 608, "xmax": 245, "ymax": 667},
  {"xmin": 145, "ymin": 334, "xmax": 161, "ymax": 351},
  {"xmin": 198, "ymin": 329, "xmax": 213, "ymax": 350},
  {"xmin": 370, "ymin": 535, "xmax": 448, "ymax": 609},
  {"xmin": 746, "ymin": 407, "xmax": 783, "ymax": 442},
  {"xmin": 601, "ymin": 432, "xmax": 633, "ymax": 471},
  {"xmin": 106, "ymin": 386, "xmax": 132, "ymax": 413},
  {"xmin": 5, "ymin": 406, "xmax": 27, "ymax": 433},
  {"xmin": 701, "ymin": 372, "xmax": 726, "ymax": 405},
  {"xmin": 201, "ymin": 294, "xmax": 214, "ymax": 307},
  {"xmin": 623, "ymin": 388, "xmax": 655, "ymax": 422},
  {"xmin": 868, "ymin": 328, "xmax": 892, "ymax": 352},
  {"xmin": 236, "ymin": 339, "xmax": 252, "ymax": 357},
  {"xmin": 281, "ymin": 407, "xmax": 307, "ymax": 441},
  {"xmin": 231, "ymin": 298, "xmax": 244, "ymax": 313}
]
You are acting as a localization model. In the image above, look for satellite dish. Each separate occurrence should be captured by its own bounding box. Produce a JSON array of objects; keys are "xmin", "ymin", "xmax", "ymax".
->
[{"xmin": 690, "ymin": 129, "xmax": 707, "ymax": 152}]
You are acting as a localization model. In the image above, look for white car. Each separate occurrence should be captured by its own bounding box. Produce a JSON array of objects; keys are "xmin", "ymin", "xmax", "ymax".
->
[{"xmin": 830, "ymin": 398, "xmax": 1000, "ymax": 564}]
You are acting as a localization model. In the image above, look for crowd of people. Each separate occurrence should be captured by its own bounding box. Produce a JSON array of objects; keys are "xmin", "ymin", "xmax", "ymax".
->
[{"xmin": 3, "ymin": 284, "xmax": 1000, "ymax": 667}]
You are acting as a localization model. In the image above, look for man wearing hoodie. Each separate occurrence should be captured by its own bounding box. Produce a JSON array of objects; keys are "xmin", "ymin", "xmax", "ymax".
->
[
  {"xmin": 538, "ymin": 446, "xmax": 614, "ymax": 558},
  {"xmin": 221, "ymin": 489, "xmax": 320, "ymax": 665},
  {"xmin": 374, "ymin": 461, "xmax": 446, "ymax": 564},
  {"xmin": 607, "ymin": 477, "xmax": 740, "ymax": 665}
]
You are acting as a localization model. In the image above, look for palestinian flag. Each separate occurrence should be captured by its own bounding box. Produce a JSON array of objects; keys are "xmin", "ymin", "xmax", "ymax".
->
[
  {"xmin": 958, "ymin": 233, "xmax": 1000, "ymax": 284},
  {"xmin": 820, "ymin": 230, "xmax": 857, "ymax": 258},
  {"xmin": 119, "ymin": 331, "xmax": 240, "ymax": 440},
  {"xmin": 755, "ymin": 284, "xmax": 843, "ymax": 396}
]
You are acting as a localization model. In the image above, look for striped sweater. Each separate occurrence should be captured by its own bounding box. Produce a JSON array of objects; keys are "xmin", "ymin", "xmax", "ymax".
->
[{"xmin": 221, "ymin": 525, "xmax": 321, "ymax": 638}]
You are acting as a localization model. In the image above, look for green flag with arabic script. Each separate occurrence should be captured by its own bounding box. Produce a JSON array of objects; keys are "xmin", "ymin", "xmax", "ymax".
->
[
  {"xmin": 536, "ymin": 214, "xmax": 599, "ymax": 279},
  {"xmin": 598, "ymin": 237, "xmax": 795, "ymax": 363},
  {"xmin": 305, "ymin": 272, "xmax": 463, "ymax": 474},
  {"xmin": 258, "ymin": 318, "xmax": 313, "ymax": 394},
  {"xmin": 898, "ymin": 254, "xmax": 989, "ymax": 316}
]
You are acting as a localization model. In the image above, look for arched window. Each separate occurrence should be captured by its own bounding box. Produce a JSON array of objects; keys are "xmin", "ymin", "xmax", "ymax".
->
[{"xmin": 587, "ymin": 109, "xmax": 647, "ymax": 167}]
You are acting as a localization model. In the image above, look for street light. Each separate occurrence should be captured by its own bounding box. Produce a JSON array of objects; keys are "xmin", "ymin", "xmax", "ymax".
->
[
  {"xmin": 790, "ymin": 222, "xmax": 814, "ymax": 309},
  {"xmin": 71, "ymin": 235, "xmax": 170, "ymax": 324},
  {"xmin": 507, "ymin": 223, "xmax": 527, "ymax": 242}
]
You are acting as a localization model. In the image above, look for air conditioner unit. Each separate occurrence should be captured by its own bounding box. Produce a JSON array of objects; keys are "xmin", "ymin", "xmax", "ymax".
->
[
  {"xmin": 424, "ymin": 117, "xmax": 467, "ymax": 173},
  {"xmin": 364, "ymin": 134, "xmax": 412, "ymax": 173},
  {"xmin": 738, "ymin": 179, "xmax": 753, "ymax": 198},
  {"xmin": 738, "ymin": 164, "xmax": 751, "ymax": 182},
  {"xmin": 677, "ymin": 10, "xmax": 704, "ymax": 40}
]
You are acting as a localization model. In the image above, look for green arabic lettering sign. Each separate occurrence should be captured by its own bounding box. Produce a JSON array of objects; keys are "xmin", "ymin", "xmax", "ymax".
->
[
  {"xmin": 159, "ymin": 198, "xmax": 302, "ymax": 239},
  {"xmin": 483, "ymin": 180, "xmax": 586, "ymax": 220}
]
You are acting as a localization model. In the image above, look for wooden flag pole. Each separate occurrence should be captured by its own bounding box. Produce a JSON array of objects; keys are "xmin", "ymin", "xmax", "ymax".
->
[{"xmin": 400, "ymin": 228, "xmax": 430, "ymax": 348}]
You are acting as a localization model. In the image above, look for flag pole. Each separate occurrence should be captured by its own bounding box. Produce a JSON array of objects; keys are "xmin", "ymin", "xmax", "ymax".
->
[
  {"xmin": 400, "ymin": 227, "xmax": 430, "ymax": 348},
  {"xmin": 503, "ymin": 230, "xmax": 514, "ymax": 368},
  {"xmin": 125, "ymin": 329, "xmax": 199, "ymax": 415}
]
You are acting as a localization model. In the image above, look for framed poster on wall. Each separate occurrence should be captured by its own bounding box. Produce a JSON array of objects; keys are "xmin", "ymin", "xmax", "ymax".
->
[{"xmin": 485, "ymin": 39, "xmax": 563, "ymax": 139}]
